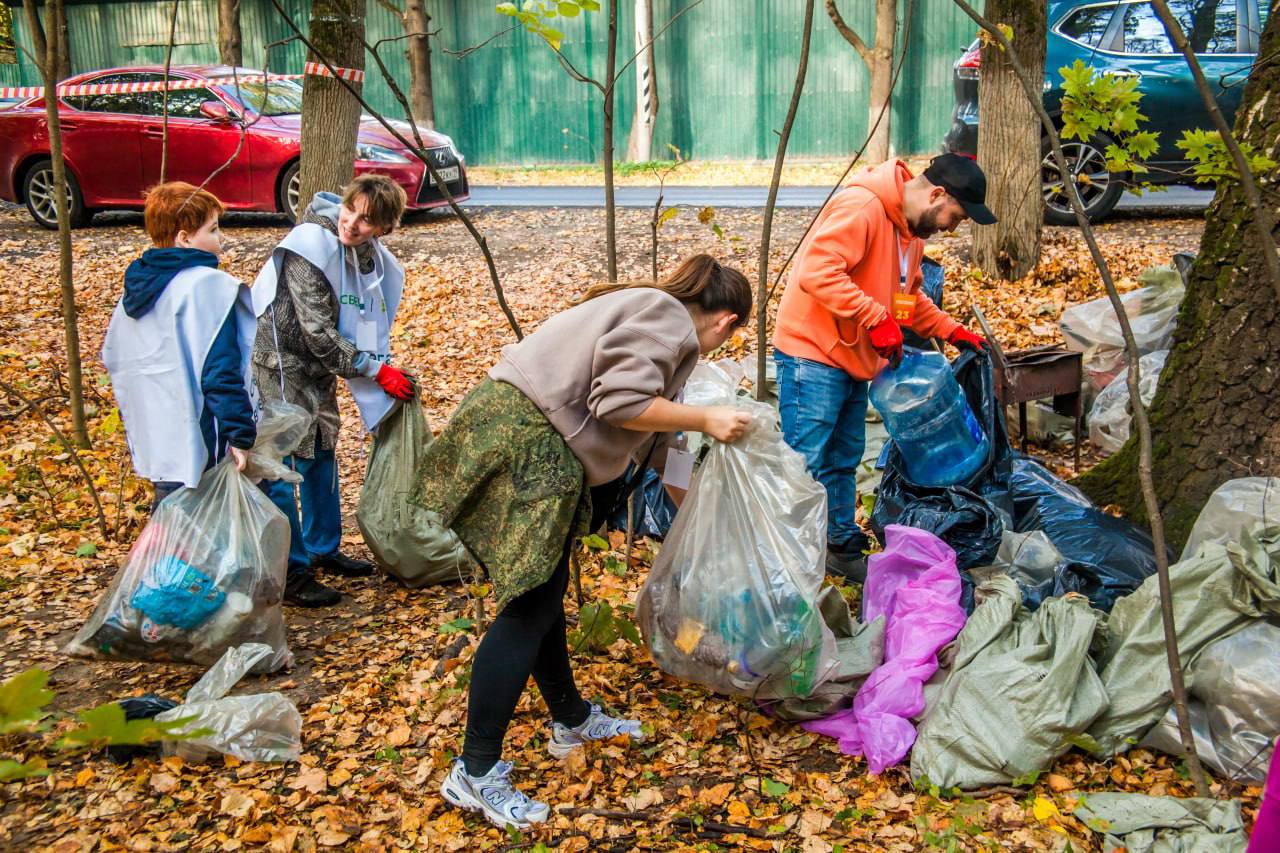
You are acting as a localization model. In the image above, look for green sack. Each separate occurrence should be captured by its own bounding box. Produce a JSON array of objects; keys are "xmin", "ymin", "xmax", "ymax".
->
[
  {"xmin": 357, "ymin": 397, "xmax": 475, "ymax": 588},
  {"xmin": 1073, "ymin": 793, "xmax": 1247, "ymax": 853},
  {"xmin": 1086, "ymin": 529, "xmax": 1280, "ymax": 755},
  {"xmin": 910, "ymin": 576, "xmax": 1109, "ymax": 790}
]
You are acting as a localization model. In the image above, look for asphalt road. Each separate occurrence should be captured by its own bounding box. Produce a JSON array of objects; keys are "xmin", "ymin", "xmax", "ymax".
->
[{"xmin": 464, "ymin": 184, "xmax": 1214, "ymax": 212}]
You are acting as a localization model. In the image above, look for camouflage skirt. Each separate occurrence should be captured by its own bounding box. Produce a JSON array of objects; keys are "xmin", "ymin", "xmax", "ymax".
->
[{"xmin": 411, "ymin": 379, "xmax": 592, "ymax": 612}]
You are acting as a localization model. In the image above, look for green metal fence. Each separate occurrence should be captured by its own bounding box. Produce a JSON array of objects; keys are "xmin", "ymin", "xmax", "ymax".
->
[{"xmin": 2, "ymin": 0, "xmax": 974, "ymax": 164}]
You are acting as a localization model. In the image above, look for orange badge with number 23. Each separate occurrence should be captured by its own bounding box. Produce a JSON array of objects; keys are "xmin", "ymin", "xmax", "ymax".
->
[{"xmin": 892, "ymin": 291, "xmax": 917, "ymax": 325}]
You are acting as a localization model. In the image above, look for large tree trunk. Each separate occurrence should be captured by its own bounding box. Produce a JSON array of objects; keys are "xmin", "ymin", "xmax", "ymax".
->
[
  {"xmin": 218, "ymin": 0, "xmax": 243, "ymax": 66},
  {"xmin": 972, "ymin": 0, "xmax": 1045, "ymax": 280},
  {"xmin": 826, "ymin": 0, "xmax": 895, "ymax": 164},
  {"xmin": 24, "ymin": 0, "xmax": 89, "ymax": 449},
  {"xmin": 865, "ymin": 0, "xmax": 895, "ymax": 163},
  {"xmin": 625, "ymin": 0, "xmax": 656, "ymax": 162},
  {"xmin": 404, "ymin": 0, "xmax": 434, "ymax": 128},
  {"xmin": 1074, "ymin": 7, "xmax": 1280, "ymax": 549},
  {"xmin": 297, "ymin": 0, "xmax": 366, "ymax": 215},
  {"xmin": 603, "ymin": 0, "xmax": 618, "ymax": 281}
]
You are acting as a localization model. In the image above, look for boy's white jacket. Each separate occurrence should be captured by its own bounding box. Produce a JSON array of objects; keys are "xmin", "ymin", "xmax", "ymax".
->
[
  {"xmin": 102, "ymin": 266, "xmax": 256, "ymax": 488},
  {"xmin": 251, "ymin": 194, "xmax": 405, "ymax": 433}
]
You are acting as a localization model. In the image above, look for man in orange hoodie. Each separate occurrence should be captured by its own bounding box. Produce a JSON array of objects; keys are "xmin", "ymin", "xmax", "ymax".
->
[{"xmin": 773, "ymin": 153, "xmax": 995, "ymax": 578}]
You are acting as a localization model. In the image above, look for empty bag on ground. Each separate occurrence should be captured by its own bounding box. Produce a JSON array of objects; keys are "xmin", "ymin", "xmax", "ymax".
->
[
  {"xmin": 910, "ymin": 576, "xmax": 1108, "ymax": 789},
  {"xmin": 155, "ymin": 643, "xmax": 302, "ymax": 763},
  {"xmin": 357, "ymin": 394, "xmax": 475, "ymax": 588},
  {"xmin": 64, "ymin": 406, "xmax": 306, "ymax": 673},
  {"xmin": 637, "ymin": 362, "xmax": 838, "ymax": 702}
]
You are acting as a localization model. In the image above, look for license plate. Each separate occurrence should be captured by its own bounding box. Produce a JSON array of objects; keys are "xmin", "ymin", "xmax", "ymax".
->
[{"xmin": 427, "ymin": 166, "xmax": 460, "ymax": 183}]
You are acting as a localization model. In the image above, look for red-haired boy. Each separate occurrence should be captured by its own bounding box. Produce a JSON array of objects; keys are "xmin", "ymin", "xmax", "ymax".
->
[{"xmin": 103, "ymin": 182, "xmax": 339, "ymax": 607}]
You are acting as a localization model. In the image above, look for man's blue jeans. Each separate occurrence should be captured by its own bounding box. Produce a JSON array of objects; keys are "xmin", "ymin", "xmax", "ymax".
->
[
  {"xmin": 775, "ymin": 351, "xmax": 869, "ymax": 551},
  {"xmin": 263, "ymin": 446, "xmax": 343, "ymax": 574}
]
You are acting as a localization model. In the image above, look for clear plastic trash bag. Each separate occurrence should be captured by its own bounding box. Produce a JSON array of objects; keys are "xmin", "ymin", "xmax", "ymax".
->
[
  {"xmin": 637, "ymin": 362, "xmax": 839, "ymax": 701},
  {"xmin": 1181, "ymin": 477, "xmax": 1280, "ymax": 562},
  {"xmin": 240, "ymin": 401, "xmax": 312, "ymax": 484},
  {"xmin": 155, "ymin": 643, "xmax": 302, "ymax": 763},
  {"xmin": 65, "ymin": 408, "xmax": 301, "ymax": 673},
  {"xmin": 357, "ymin": 395, "xmax": 475, "ymax": 587},
  {"xmin": 1088, "ymin": 350, "xmax": 1169, "ymax": 456},
  {"xmin": 1058, "ymin": 265, "xmax": 1184, "ymax": 391}
]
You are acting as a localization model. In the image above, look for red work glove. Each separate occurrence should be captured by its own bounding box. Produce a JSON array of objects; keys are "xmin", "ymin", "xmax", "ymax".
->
[
  {"xmin": 868, "ymin": 316, "xmax": 904, "ymax": 367},
  {"xmin": 948, "ymin": 326, "xmax": 990, "ymax": 353},
  {"xmin": 375, "ymin": 363, "xmax": 415, "ymax": 401}
]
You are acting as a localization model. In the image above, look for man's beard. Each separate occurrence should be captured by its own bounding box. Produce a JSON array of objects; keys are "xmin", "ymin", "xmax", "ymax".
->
[{"xmin": 909, "ymin": 207, "xmax": 942, "ymax": 239}]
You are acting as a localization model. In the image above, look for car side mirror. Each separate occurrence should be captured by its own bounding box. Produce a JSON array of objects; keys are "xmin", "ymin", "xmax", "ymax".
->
[{"xmin": 199, "ymin": 100, "xmax": 233, "ymax": 123}]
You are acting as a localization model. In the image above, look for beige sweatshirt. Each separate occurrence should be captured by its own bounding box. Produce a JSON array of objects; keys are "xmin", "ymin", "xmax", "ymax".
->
[{"xmin": 489, "ymin": 287, "xmax": 700, "ymax": 486}]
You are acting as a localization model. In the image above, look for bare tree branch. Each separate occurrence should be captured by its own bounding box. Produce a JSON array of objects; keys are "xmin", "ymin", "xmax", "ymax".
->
[
  {"xmin": 949, "ymin": 0, "xmax": 1210, "ymax": 799},
  {"xmin": 825, "ymin": 0, "xmax": 872, "ymax": 64},
  {"xmin": 440, "ymin": 24, "xmax": 518, "ymax": 60},
  {"xmin": 757, "ymin": 0, "xmax": 816, "ymax": 399},
  {"xmin": 765, "ymin": 0, "xmax": 916, "ymax": 307},
  {"xmin": 1148, "ymin": 0, "xmax": 1280, "ymax": 303},
  {"xmin": 159, "ymin": 0, "xmax": 180, "ymax": 183},
  {"xmin": 0, "ymin": 379, "xmax": 109, "ymax": 540},
  {"xmin": 609, "ymin": 0, "xmax": 707, "ymax": 95},
  {"xmin": 263, "ymin": 0, "xmax": 525, "ymax": 338}
]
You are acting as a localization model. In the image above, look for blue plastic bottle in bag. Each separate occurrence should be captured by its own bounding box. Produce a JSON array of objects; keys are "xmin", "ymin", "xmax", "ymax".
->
[
  {"xmin": 870, "ymin": 349, "xmax": 989, "ymax": 487},
  {"xmin": 717, "ymin": 589, "xmax": 823, "ymax": 696}
]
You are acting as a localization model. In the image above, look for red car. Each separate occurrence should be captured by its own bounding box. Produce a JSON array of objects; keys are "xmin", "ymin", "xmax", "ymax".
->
[{"xmin": 0, "ymin": 64, "xmax": 469, "ymax": 228}]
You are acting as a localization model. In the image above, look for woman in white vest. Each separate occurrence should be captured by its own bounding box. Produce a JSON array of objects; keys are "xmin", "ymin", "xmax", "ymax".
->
[
  {"xmin": 251, "ymin": 175, "xmax": 415, "ymax": 608},
  {"xmin": 103, "ymin": 182, "xmax": 257, "ymax": 508}
]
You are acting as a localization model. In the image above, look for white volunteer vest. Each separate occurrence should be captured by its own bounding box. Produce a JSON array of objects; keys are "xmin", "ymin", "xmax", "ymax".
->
[
  {"xmin": 252, "ymin": 223, "xmax": 404, "ymax": 432},
  {"xmin": 102, "ymin": 266, "xmax": 256, "ymax": 487}
]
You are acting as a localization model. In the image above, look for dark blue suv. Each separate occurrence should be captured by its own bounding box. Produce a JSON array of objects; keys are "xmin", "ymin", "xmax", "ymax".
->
[{"xmin": 945, "ymin": 0, "xmax": 1265, "ymax": 223}]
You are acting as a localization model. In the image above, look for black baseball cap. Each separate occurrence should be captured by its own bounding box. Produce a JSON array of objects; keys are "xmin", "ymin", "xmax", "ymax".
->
[{"xmin": 923, "ymin": 153, "xmax": 997, "ymax": 225}]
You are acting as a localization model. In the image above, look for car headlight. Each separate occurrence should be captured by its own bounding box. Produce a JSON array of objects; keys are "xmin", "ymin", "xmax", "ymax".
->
[{"xmin": 356, "ymin": 143, "xmax": 410, "ymax": 164}]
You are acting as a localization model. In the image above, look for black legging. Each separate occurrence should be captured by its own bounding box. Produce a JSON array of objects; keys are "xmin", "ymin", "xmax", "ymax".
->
[{"xmin": 461, "ymin": 480, "xmax": 626, "ymax": 777}]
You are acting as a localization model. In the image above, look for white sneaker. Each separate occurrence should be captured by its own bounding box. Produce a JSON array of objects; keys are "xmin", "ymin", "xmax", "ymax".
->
[
  {"xmin": 439, "ymin": 758, "xmax": 550, "ymax": 830},
  {"xmin": 548, "ymin": 703, "xmax": 645, "ymax": 759}
]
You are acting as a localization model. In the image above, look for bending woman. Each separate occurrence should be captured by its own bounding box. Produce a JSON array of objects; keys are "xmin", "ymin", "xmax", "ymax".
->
[{"xmin": 416, "ymin": 254, "xmax": 753, "ymax": 829}]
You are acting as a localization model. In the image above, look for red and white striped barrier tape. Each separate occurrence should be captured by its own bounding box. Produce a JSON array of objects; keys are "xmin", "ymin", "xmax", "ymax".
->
[
  {"xmin": 0, "ymin": 64, "xmax": 363, "ymax": 100},
  {"xmin": 302, "ymin": 61, "xmax": 365, "ymax": 84}
]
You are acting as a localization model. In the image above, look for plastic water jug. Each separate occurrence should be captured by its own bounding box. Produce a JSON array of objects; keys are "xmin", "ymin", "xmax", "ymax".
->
[{"xmin": 869, "ymin": 349, "xmax": 990, "ymax": 487}]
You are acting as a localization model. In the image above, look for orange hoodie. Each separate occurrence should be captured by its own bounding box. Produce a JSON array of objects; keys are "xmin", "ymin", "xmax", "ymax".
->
[{"xmin": 773, "ymin": 160, "xmax": 961, "ymax": 381}]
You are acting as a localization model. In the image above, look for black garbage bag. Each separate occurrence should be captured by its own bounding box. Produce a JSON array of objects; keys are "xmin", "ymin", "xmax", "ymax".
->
[
  {"xmin": 105, "ymin": 693, "xmax": 181, "ymax": 763},
  {"xmin": 901, "ymin": 257, "xmax": 947, "ymax": 350},
  {"xmin": 608, "ymin": 465, "xmax": 678, "ymax": 540},
  {"xmin": 1010, "ymin": 457, "xmax": 1166, "ymax": 611},
  {"xmin": 872, "ymin": 350, "xmax": 1013, "ymax": 575}
]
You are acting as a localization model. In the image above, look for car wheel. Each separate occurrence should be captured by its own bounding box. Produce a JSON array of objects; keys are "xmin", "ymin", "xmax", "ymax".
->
[
  {"xmin": 23, "ymin": 158, "xmax": 89, "ymax": 230},
  {"xmin": 277, "ymin": 161, "xmax": 301, "ymax": 222},
  {"xmin": 1041, "ymin": 132, "xmax": 1125, "ymax": 226}
]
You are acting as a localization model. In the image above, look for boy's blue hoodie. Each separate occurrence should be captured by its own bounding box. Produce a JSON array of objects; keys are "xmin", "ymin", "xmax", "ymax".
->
[{"xmin": 123, "ymin": 248, "xmax": 257, "ymax": 467}]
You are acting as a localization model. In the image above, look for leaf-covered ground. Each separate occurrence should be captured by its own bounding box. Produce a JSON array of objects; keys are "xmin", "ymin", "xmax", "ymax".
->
[{"xmin": 1, "ymin": 199, "xmax": 1256, "ymax": 852}]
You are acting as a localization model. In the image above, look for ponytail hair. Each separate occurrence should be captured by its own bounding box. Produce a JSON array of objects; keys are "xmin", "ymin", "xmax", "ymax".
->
[{"xmin": 577, "ymin": 254, "xmax": 752, "ymax": 329}]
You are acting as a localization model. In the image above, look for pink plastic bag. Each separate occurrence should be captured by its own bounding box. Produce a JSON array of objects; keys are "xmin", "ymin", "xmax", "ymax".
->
[
  {"xmin": 1250, "ymin": 739, "xmax": 1280, "ymax": 852},
  {"xmin": 803, "ymin": 525, "xmax": 966, "ymax": 773}
]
